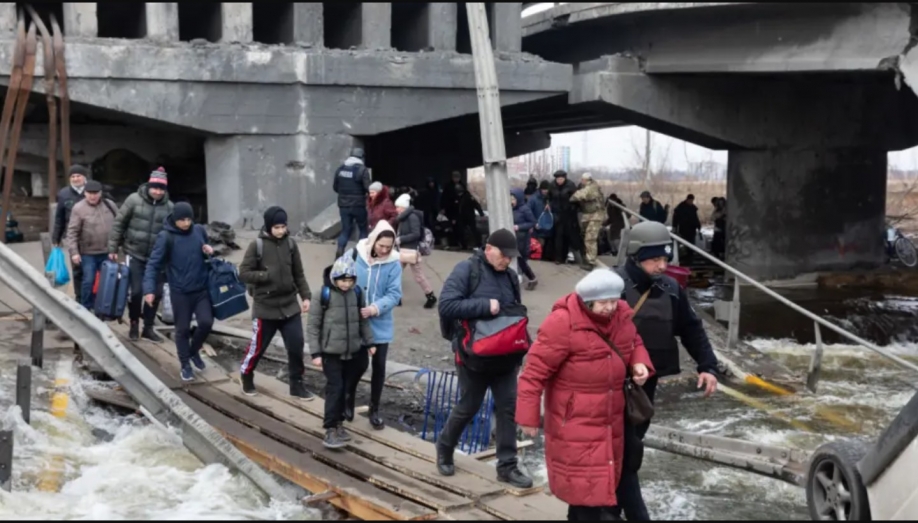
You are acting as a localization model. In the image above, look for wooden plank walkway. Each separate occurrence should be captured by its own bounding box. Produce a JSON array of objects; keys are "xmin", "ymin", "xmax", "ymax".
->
[{"xmin": 109, "ymin": 324, "xmax": 566, "ymax": 521}]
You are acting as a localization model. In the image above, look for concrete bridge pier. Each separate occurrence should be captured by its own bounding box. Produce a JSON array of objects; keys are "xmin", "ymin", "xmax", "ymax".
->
[
  {"xmin": 205, "ymin": 134, "xmax": 354, "ymax": 232},
  {"xmin": 726, "ymin": 149, "xmax": 888, "ymax": 282}
]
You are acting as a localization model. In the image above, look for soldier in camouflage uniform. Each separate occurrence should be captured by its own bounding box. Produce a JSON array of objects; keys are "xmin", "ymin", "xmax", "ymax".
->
[{"xmin": 570, "ymin": 173, "xmax": 606, "ymax": 270}]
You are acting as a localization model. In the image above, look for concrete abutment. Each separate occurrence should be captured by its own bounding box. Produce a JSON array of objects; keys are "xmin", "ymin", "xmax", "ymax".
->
[{"xmin": 726, "ymin": 148, "xmax": 888, "ymax": 282}]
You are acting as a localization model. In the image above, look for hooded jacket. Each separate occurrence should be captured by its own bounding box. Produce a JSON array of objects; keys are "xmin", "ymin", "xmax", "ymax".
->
[
  {"xmin": 395, "ymin": 206, "xmax": 425, "ymax": 250},
  {"xmin": 107, "ymin": 183, "xmax": 174, "ymax": 261},
  {"xmin": 238, "ymin": 210, "xmax": 312, "ymax": 320},
  {"xmin": 143, "ymin": 214, "xmax": 209, "ymax": 296},
  {"xmin": 352, "ymin": 221, "xmax": 403, "ymax": 344},
  {"xmin": 368, "ymin": 185, "xmax": 399, "ymax": 230},
  {"xmin": 306, "ymin": 266, "xmax": 374, "ymax": 360}
]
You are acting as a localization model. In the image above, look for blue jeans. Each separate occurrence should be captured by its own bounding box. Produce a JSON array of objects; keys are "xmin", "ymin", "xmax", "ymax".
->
[
  {"xmin": 337, "ymin": 206, "xmax": 368, "ymax": 250},
  {"xmin": 79, "ymin": 254, "xmax": 109, "ymax": 310}
]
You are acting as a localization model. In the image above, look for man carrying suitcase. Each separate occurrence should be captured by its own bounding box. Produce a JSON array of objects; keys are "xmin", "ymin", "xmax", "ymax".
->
[
  {"xmin": 108, "ymin": 168, "xmax": 174, "ymax": 342},
  {"xmin": 65, "ymin": 180, "xmax": 117, "ymax": 310},
  {"xmin": 143, "ymin": 202, "xmax": 215, "ymax": 381}
]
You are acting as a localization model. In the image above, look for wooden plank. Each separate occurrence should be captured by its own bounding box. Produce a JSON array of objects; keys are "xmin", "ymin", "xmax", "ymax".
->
[
  {"xmin": 119, "ymin": 338, "xmax": 182, "ymax": 389},
  {"xmin": 187, "ymin": 386, "xmax": 471, "ymax": 513},
  {"xmin": 438, "ymin": 507, "xmax": 501, "ymax": 521},
  {"xmin": 177, "ymin": 392, "xmax": 434, "ymax": 521},
  {"xmin": 84, "ymin": 386, "xmax": 139, "ymax": 411},
  {"xmin": 211, "ymin": 380, "xmax": 502, "ymax": 499},
  {"xmin": 478, "ymin": 493, "xmax": 568, "ymax": 521},
  {"xmin": 114, "ymin": 327, "xmax": 229, "ymax": 386},
  {"xmin": 471, "ymin": 441, "xmax": 535, "ymax": 461},
  {"xmin": 237, "ymin": 371, "xmax": 541, "ymax": 496}
]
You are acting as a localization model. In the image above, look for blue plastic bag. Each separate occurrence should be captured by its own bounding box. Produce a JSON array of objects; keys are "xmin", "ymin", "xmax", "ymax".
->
[
  {"xmin": 537, "ymin": 210, "xmax": 554, "ymax": 232},
  {"xmin": 45, "ymin": 247, "xmax": 70, "ymax": 287}
]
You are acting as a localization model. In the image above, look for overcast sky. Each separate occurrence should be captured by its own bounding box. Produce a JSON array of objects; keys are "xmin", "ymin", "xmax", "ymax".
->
[
  {"xmin": 520, "ymin": 3, "xmax": 918, "ymax": 170},
  {"xmin": 548, "ymin": 128, "xmax": 918, "ymax": 171}
]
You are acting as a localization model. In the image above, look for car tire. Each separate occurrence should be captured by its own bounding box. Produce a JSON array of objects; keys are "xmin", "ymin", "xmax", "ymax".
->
[{"xmin": 806, "ymin": 440, "xmax": 872, "ymax": 521}]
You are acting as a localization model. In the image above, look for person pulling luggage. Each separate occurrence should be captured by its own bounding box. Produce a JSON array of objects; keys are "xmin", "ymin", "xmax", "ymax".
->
[
  {"xmin": 65, "ymin": 180, "xmax": 117, "ymax": 310},
  {"xmin": 143, "ymin": 202, "xmax": 215, "ymax": 381}
]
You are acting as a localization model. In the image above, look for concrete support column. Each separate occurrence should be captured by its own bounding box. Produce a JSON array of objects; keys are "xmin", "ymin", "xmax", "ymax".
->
[
  {"xmin": 205, "ymin": 134, "xmax": 353, "ymax": 231},
  {"xmin": 221, "ymin": 2, "xmax": 253, "ymax": 43},
  {"xmin": 361, "ymin": 3, "xmax": 391, "ymax": 49},
  {"xmin": 145, "ymin": 3, "xmax": 179, "ymax": 41},
  {"xmin": 490, "ymin": 3, "xmax": 522, "ymax": 52},
  {"xmin": 63, "ymin": 2, "xmax": 98, "ymax": 37},
  {"xmin": 428, "ymin": 3, "xmax": 457, "ymax": 51},
  {"xmin": 292, "ymin": 3, "xmax": 323, "ymax": 47},
  {"xmin": 0, "ymin": 3, "xmax": 16, "ymax": 36},
  {"xmin": 726, "ymin": 148, "xmax": 887, "ymax": 282}
]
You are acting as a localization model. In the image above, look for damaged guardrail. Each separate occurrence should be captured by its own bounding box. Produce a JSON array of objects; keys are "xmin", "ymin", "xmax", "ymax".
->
[
  {"xmin": 0, "ymin": 242, "xmax": 292, "ymax": 502},
  {"xmin": 644, "ymin": 425, "xmax": 810, "ymax": 486}
]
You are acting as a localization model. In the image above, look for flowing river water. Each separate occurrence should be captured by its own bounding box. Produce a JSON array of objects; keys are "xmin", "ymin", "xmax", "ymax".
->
[{"xmin": 2, "ymin": 287, "xmax": 916, "ymax": 520}]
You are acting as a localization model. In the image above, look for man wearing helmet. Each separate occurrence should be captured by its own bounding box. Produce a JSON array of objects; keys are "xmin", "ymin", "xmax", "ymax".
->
[{"xmin": 613, "ymin": 220, "xmax": 719, "ymax": 520}]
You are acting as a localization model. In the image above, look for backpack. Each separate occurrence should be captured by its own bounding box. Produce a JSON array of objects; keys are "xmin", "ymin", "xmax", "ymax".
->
[
  {"xmin": 418, "ymin": 227, "xmax": 435, "ymax": 256},
  {"xmin": 246, "ymin": 236, "xmax": 298, "ymax": 296},
  {"xmin": 438, "ymin": 256, "xmax": 528, "ymax": 372},
  {"xmin": 320, "ymin": 284, "xmax": 362, "ymax": 310}
]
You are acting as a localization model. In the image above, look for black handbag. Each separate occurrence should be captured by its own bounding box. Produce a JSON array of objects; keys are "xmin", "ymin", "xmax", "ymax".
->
[{"xmin": 592, "ymin": 330, "xmax": 655, "ymax": 426}]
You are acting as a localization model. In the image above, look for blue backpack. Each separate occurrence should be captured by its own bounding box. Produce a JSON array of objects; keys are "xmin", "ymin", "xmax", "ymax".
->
[{"xmin": 207, "ymin": 258, "xmax": 250, "ymax": 320}]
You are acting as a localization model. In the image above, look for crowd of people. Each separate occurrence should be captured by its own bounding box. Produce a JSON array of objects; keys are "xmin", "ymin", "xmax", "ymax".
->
[{"xmin": 53, "ymin": 151, "xmax": 726, "ymax": 520}]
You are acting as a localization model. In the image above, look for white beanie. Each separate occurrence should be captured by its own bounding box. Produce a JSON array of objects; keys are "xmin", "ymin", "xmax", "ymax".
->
[
  {"xmin": 394, "ymin": 193, "xmax": 412, "ymax": 209},
  {"xmin": 575, "ymin": 269, "xmax": 625, "ymax": 302},
  {"xmin": 369, "ymin": 181, "xmax": 383, "ymax": 192}
]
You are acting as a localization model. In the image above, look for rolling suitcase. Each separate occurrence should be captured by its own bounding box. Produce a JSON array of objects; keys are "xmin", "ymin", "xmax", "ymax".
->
[{"xmin": 94, "ymin": 260, "xmax": 130, "ymax": 320}]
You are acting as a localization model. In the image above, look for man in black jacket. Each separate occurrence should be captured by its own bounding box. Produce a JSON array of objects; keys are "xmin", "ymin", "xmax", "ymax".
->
[
  {"xmin": 547, "ymin": 170, "xmax": 584, "ymax": 265},
  {"xmin": 52, "ymin": 164, "xmax": 89, "ymax": 303},
  {"xmin": 614, "ymin": 220, "xmax": 719, "ymax": 520},
  {"xmin": 671, "ymin": 194, "xmax": 702, "ymax": 263},
  {"xmin": 435, "ymin": 229, "xmax": 533, "ymax": 489},
  {"xmin": 333, "ymin": 147, "xmax": 372, "ymax": 259}
]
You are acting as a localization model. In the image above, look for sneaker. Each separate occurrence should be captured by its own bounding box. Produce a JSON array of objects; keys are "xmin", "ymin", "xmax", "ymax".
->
[
  {"xmin": 129, "ymin": 321, "xmax": 139, "ymax": 341},
  {"xmin": 424, "ymin": 293, "xmax": 437, "ymax": 309},
  {"xmin": 290, "ymin": 381, "xmax": 315, "ymax": 401},
  {"xmin": 526, "ymin": 279, "xmax": 538, "ymax": 291},
  {"xmin": 323, "ymin": 428, "xmax": 346, "ymax": 450},
  {"xmin": 336, "ymin": 425, "xmax": 352, "ymax": 443},
  {"xmin": 141, "ymin": 327, "xmax": 163, "ymax": 343},
  {"xmin": 497, "ymin": 468, "xmax": 533, "ymax": 489},
  {"xmin": 369, "ymin": 406, "xmax": 385, "ymax": 430},
  {"xmin": 180, "ymin": 365, "xmax": 195, "ymax": 382},
  {"xmin": 190, "ymin": 354, "xmax": 206, "ymax": 371},
  {"xmin": 241, "ymin": 373, "xmax": 257, "ymax": 396}
]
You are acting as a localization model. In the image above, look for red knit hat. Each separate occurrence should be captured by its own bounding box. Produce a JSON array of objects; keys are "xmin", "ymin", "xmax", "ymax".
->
[{"xmin": 148, "ymin": 167, "xmax": 168, "ymax": 189}]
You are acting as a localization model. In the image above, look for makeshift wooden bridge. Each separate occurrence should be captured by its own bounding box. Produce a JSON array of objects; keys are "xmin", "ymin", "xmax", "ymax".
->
[{"xmin": 104, "ymin": 324, "xmax": 566, "ymax": 521}]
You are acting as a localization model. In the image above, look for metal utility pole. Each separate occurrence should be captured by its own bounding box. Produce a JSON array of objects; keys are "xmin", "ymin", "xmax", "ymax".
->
[{"xmin": 466, "ymin": 3, "xmax": 515, "ymax": 270}]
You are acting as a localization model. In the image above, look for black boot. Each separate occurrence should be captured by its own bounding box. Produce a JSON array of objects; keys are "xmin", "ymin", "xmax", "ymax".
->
[
  {"xmin": 141, "ymin": 326, "xmax": 163, "ymax": 343},
  {"xmin": 129, "ymin": 320, "xmax": 139, "ymax": 341},
  {"xmin": 241, "ymin": 373, "xmax": 257, "ymax": 396},
  {"xmin": 436, "ymin": 443, "xmax": 455, "ymax": 476},
  {"xmin": 290, "ymin": 380, "xmax": 315, "ymax": 401},
  {"xmin": 423, "ymin": 293, "xmax": 437, "ymax": 309},
  {"xmin": 497, "ymin": 467, "xmax": 534, "ymax": 489},
  {"xmin": 344, "ymin": 392, "xmax": 355, "ymax": 422},
  {"xmin": 369, "ymin": 405, "xmax": 384, "ymax": 430}
]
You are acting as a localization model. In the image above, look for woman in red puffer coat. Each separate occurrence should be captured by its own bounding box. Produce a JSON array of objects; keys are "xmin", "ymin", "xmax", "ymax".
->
[
  {"xmin": 367, "ymin": 182, "xmax": 399, "ymax": 231},
  {"xmin": 517, "ymin": 269, "xmax": 654, "ymax": 521}
]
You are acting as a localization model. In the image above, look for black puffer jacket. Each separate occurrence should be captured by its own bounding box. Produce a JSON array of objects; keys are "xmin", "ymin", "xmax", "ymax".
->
[
  {"xmin": 396, "ymin": 206, "xmax": 425, "ymax": 250},
  {"xmin": 52, "ymin": 186, "xmax": 85, "ymax": 244},
  {"xmin": 107, "ymin": 183, "xmax": 174, "ymax": 261}
]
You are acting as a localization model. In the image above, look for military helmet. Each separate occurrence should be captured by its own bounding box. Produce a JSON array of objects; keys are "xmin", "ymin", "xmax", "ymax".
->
[{"xmin": 627, "ymin": 220, "xmax": 672, "ymax": 255}]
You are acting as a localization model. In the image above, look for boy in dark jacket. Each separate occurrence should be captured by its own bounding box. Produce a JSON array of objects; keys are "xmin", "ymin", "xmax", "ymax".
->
[
  {"xmin": 237, "ymin": 206, "xmax": 314, "ymax": 400},
  {"xmin": 307, "ymin": 255, "xmax": 375, "ymax": 449},
  {"xmin": 510, "ymin": 189, "xmax": 538, "ymax": 290},
  {"xmin": 143, "ymin": 202, "xmax": 214, "ymax": 381}
]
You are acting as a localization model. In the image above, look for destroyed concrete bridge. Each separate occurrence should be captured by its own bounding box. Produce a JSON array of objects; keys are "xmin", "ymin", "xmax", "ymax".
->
[{"xmin": 1, "ymin": 2, "xmax": 917, "ymax": 281}]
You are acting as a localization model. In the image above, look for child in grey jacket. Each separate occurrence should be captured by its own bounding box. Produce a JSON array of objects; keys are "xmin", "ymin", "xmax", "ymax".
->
[{"xmin": 307, "ymin": 254, "xmax": 375, "ymax": 449}]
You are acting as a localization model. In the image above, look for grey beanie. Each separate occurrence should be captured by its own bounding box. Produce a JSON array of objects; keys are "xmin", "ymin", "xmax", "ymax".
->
[
  {"xmin": 369, "ymin": 181, "xmax": 383, "ymax": 192},
  {"xmin": 575, "ymin": 269, "xmax": 625, "ymax": 302}
]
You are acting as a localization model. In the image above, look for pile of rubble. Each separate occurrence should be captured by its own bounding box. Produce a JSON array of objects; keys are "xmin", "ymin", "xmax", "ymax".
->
[{"xmin": 204, "ymin": 222, "xmax": 241, "ymax": 256}]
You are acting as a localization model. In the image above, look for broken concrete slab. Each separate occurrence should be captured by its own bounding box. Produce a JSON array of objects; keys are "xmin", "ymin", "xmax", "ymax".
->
[{"xmin": 306, "ymin": 203, "xmax": 342, "ymax": 240}]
